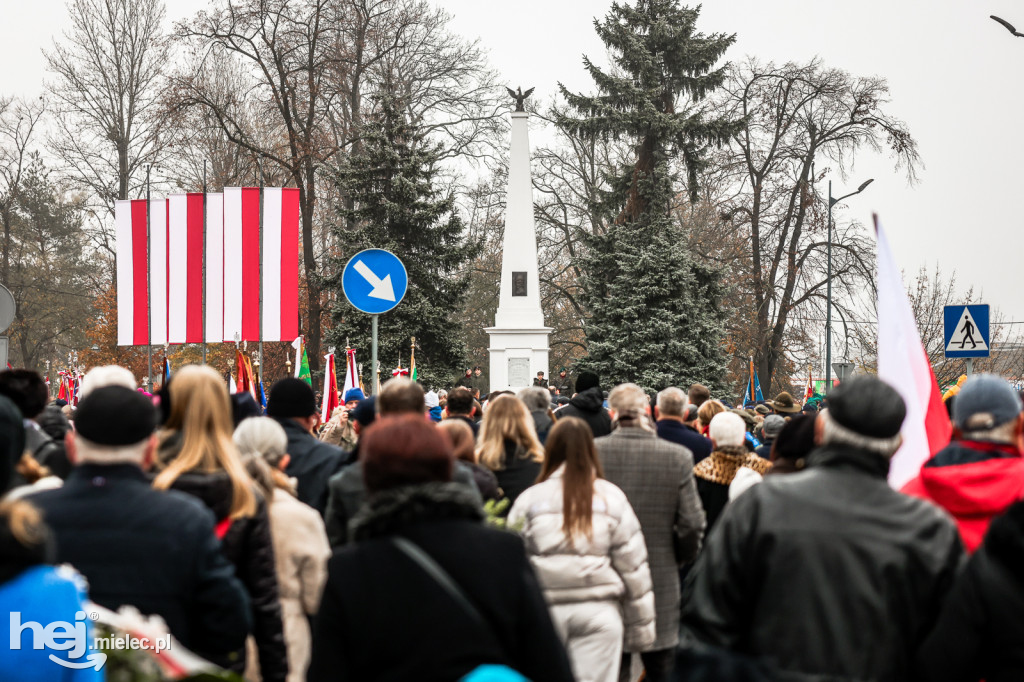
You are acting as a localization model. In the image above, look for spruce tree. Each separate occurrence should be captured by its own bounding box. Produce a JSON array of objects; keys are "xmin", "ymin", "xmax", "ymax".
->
[
  {"xmin": 558, "ymin": 0, "xmax": 739, "ymax": 392},
  {"xmin": 326, "ymin": 97, "xmax": 478, "ymax": 389}
]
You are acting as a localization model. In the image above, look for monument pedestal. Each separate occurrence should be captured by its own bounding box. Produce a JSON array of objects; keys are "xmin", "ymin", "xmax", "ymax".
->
[{"xmin": 485, "ymin": 327, "xmax": 552, "ymax": 393}]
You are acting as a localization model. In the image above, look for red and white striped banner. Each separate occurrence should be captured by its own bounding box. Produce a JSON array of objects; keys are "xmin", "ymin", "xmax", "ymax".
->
[{"xmin": 115, "ymin": 187, "xmax": 300, "ymax": 346}]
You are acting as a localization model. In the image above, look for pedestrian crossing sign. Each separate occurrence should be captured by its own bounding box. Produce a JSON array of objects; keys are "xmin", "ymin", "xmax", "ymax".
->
[{"xmin": 944, "ymin": 305, "xmax": 990, "ymax": 358}]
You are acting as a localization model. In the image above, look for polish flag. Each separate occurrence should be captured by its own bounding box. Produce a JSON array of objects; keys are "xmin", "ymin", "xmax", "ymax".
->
[
  {"xmin": 222, "ymin": 187, "xmax": 299, "ymax": 343},
  {"xmin": 115, "ymin": 198, "xmax": 168, "ymax": 345},
  {"xmin": 321, "ymin": 353, "xmax": 339, "ymax": 422},
  {"xmin": 875, "ymin": 215, "xmax": 951, "ymax": 489},
  {"xmin": 167, "ymin": 194, "xmax": 205, "ymax": 343},
  {"xmin": 343, "ymin": 348, "xmax": 358, "ymax": 396}
]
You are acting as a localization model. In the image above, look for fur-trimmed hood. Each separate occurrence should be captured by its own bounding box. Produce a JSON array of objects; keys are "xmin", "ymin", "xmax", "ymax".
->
[{"xmin": 349, "ymin": 481, "xmax": 484, "ymax": 542}]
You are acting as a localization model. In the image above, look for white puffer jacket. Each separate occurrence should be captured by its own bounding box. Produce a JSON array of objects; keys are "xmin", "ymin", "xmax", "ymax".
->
[{"xmin": 509, "ymin": 467, "xmax": 656, "ymax": 650}]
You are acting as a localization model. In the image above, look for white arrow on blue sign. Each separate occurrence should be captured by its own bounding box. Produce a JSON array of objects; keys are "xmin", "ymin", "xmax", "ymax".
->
[{"xmin": 342, "ymin": 249, "xmax": 408, "ymax": 315}]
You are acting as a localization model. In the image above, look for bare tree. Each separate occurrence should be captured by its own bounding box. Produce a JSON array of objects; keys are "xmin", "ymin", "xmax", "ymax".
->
[
  {"xmin": 713, "ymin": 58, "xmax": 921, "ymax": 393},
  {"xmin": 46, "ymin": 0, "xmax": 169, "ymax": 264},
  {"xmin": 0, "ymin": 97, "xmax": 46, "ymax": 284},
  {"xmin": 172, "ymin": 0, "xmax": 502, "ymax": 370}
]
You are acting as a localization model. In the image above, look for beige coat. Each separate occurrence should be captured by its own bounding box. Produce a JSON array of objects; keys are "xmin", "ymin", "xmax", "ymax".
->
[{"xmin": 246, "ymin": 487, "xmax": 331, "ymax": 682}]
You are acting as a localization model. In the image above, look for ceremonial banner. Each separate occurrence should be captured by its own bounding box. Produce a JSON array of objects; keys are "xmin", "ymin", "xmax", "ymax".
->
[{"xmin": 115, "ymin": 188, "xmax": 301, "ymax": 346}]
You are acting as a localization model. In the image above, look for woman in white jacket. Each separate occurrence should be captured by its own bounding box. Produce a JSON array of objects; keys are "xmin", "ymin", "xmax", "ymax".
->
[{"xmin": 509, "ymin": 416, "xmax": 655, "ymax": 682}]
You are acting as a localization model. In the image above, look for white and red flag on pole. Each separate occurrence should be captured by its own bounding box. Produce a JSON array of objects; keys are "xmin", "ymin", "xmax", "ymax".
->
[
  {"xmin": 115, "ymin": 187, "xmax": 300, "ymax": 346},
  {"xmin": 342, "ymin": 348, "xmax": 358, "ymax": 397},
  {"xmin": 321, "ymin": 352, "xmax": 339, "ymax": 422},
  {"xmin": 874, "ymin": 215, "xmax": 951, "ymax": 489}
]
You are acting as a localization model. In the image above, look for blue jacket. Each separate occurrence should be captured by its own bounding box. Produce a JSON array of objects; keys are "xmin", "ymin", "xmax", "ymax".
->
[{"xmin": 0, "ymin": 565, "xmax": 101, "ymax": 681}]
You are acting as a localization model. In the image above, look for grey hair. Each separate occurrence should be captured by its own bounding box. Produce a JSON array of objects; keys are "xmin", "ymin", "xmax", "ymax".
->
[
  {"xmin": 233, "ymin": 417, "xmax": 288, "ymax": 468},
  {"xmin": 517, "ymin": 386, "xmax": 551, "ymax": 412},
  {"xmin": 80, "ymin": 365, "xmax": 136, "ymax": 399},
  {"xmin": 75, "ymin": 437, "xmax": 149, "ymax": 465},
  {"xmin": 819, "ymin": 409, "xmax": 903, "ymax": 458},
  {"xmin": 609, "ymin": 384, "xmax": 653, "ymax": 432},
  {"xmin": 962, "ymin": 413, "xmax": 1018, "ymax": 444},
  {"xmin": 656, "ymin": 387, "xmax": 686, "ymax": 417}
]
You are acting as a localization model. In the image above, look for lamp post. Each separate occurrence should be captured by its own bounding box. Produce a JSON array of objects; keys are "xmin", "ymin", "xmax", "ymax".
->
[{"xmin": 826, "ymin": 178, "xmax": 873, "ymax": 393}]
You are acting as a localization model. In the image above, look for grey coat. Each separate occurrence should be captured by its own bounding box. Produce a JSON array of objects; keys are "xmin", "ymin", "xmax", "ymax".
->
[{"xmin": 595, "ymin": 426, "xmax": 705, "ymax": 651}]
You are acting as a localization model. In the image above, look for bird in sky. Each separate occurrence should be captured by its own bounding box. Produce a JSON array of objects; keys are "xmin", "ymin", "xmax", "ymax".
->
[{"xmin": 991, "ymin": 15, "xmax": 1024, "ymax": 37}]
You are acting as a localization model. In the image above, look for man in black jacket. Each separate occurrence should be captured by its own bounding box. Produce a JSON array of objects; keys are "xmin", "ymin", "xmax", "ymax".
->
[
  {"xmin": 29, "ymin": 386, "xmax": 252, "ymax": 658},
  {"xmin": 680, "ymin": 376, "xmax": 964, "ymax": 681},
  {"xmin": 554, "ymin": 371, "xmax": 612, "ymax": 437},
  {"xmin": 267, "ymin": 378, "xmax": 348, "ymax": 515},
  {"xmin": 324, "ymin": 378, "xmax": 483, "ymax": 547}
]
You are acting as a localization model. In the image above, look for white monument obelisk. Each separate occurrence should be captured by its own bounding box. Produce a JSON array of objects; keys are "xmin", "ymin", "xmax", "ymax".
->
[{"xmin": 485, "ymin": 88, "xmax": 551, "ymax": 393}]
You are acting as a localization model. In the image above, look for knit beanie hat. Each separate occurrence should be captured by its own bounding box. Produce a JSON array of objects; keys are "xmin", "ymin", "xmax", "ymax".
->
[
  {"xmin": 575, "ymin": 372, "xmax": 600, "ymax": 394},
  {"xmin": 267, "ymin": 378, "xmax": 318, "ymax": 419}
]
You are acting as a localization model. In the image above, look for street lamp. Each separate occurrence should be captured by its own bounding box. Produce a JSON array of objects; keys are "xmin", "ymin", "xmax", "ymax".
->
[{"xmin": 825, "ymin": 178, "xmax": 873, "ymax": 393}]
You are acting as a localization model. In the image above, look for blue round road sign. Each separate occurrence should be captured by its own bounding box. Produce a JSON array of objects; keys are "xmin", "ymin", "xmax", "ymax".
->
[{"xmin": 342, "ymin": 249, "xmax": 408, "ymax": 315}]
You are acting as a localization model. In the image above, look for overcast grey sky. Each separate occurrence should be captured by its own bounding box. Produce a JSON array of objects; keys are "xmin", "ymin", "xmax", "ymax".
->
[{"xmin": 5, "ymin": 0, "xmax": 1024, "ymax": 329}]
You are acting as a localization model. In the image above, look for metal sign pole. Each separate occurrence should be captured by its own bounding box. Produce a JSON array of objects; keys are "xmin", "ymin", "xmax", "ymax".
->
[
  {"xmin": 966, "ymin": 358, "xmax": 974, "ymax": 377},
  {"xmin": 371, "ymin": 314, "xmax": 378, "ymax": 396}
]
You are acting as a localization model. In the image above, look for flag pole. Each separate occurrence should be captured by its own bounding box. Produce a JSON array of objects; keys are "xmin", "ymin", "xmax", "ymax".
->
[
  {"xmin": 202, "ymin": 160, "xmax": 207, "ymax": 365},
  {"xmin": 146, "ymin": 164, "xmax": 153, "ymax": 391},
  {"xmin": 257, "ymin": 160, "xmax": 264, "ymax": 381}
]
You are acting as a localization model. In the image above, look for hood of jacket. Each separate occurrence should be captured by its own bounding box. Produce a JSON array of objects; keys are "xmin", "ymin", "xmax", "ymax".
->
[
  {"xmin": 919, "ymin": 441, "xmax": 1024, "ymax": 516},
  {"xmin": 568, "ymin": 387, "xmax": 604, "ymax": 413},
  {"xmin": 350, "ymin": 481, "xmax": 483, "ymax": 542},
  {"xmin": 167, "ymin": 470, "xmax": 235, "ymax": 521}
]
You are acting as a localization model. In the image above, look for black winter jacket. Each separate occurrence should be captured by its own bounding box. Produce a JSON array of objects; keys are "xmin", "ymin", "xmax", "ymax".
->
[
  {"xmin": 918, "ymin": 500, "xmax": 1024, "ymax": 681},
  {"xmin": 681, "ymin": 445, "xmax": 964, "ymax": 681},
  {"xmin": 29, "ymin": 465, "xmax": 252, "ymax": 657},
  {"xmin": 324, "ymin": 459, "xmax": 483, "ymax": 547},
  {"xmin": 554, "ymin": 386, "xmax": 612, "ymax": 437},
  {"xmin": 308, "ymin": 482, "xmax": 574, "ymax": 682},
  {"xmin": 169, "ymin": 471, "xmax": 288, "ymax": 682},
  {"xmin": 492, "ymin": 440, "xmax": 541, "ymax": 509},
  {"xmin": 275, "ymin": 417, "xmax": 347, "ymax": 515}
]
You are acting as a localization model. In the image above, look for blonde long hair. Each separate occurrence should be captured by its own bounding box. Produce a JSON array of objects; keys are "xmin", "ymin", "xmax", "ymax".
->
[
  {"xmin": 477, "ymin": 395, "xmax": 544, "ymax": 471},
  {"xmin": 153, "ymin": 365, "xmax": 257, "ymax": 519}
]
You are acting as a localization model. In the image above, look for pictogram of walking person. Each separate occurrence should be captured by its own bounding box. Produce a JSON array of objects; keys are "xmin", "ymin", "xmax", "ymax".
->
[{"xmin": 959, "ymin": 317, "xmax": 977, "ymax": 349}]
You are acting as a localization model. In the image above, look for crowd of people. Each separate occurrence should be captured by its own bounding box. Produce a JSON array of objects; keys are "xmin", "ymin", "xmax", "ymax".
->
[{"xmin": 2, "ymin": 361, "xmax": 1024, "ymax": 681}]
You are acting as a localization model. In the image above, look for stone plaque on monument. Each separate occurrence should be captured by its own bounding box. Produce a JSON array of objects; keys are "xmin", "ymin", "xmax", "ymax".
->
[{"xmin": 507, "ymin": 357, "xmax": 531, "ymax": 387}]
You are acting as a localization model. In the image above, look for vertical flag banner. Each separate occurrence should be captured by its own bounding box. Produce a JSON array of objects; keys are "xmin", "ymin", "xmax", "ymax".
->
[
  {"xmin": 875, "ymin": 216, "xmax": 951, "ymax": 489},
  {"xmin": 222, "ymin": 187, "xmax": 244, "ymax": 343},
  {"xmin": 116, "ymin": 187, "xmax": 300, "ymax": 346},
  {"xmin": 743, "ymin": 357, "xmax": 763, "ymax": 406},
  {"xmin": 804, "ymin": 365, "xmax": 814, "ymax": 401},
  {"xmin": 149, "ymin": 198, "xmax": 168, "ymax": 346},
  {"xmin": 167, "ymin": 194, "xmax": 206, "ymax": 344},
  {"xmin": 321, "ymin": 353, "xmax": 339, "ymax": 421},
  {"xmin": 205, "ymin": 192, "xmax": 224, "ymax": 344},
  {"xmin": 292, "ymin": 336, "xmax": 312, "ymax": 386},
  {"xmin": 343, "ymin": 348, "xmax": 358, "ymax": 396}
]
